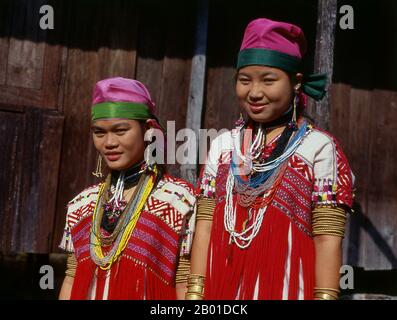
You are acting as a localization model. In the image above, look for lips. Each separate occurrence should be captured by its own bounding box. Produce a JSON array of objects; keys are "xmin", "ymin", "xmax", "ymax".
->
[
  {"xmin": 105, "ymin": 152, "xmax": 122, "ymax": 161},
  {"xmin": 248, "ymin": 103, "xmax": 268, "ymax": 114}
]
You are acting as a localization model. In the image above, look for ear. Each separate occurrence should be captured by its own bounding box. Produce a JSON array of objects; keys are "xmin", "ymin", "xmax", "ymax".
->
[
  {"xmin": 294, "ymin": 73, "xmax": 303, "ymax": 92},
  {"xmin": 144, "ymin": 119, "xmax": 152, "ymax": 131}
]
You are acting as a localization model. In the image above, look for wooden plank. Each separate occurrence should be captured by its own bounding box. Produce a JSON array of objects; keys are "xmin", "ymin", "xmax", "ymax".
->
[
  {"xmin": 0, "ymin": 38, "xmax": 9, "ymax": 85},
  {"xmin": 181, "ymin": 0, "xmax": 209, "ymax": 185},
  {"xmin": 97, "ymin": 0, "xmax": 138, "ymax": 79},
  {"xmin": 365, "ymin": 90, "xmax": 397, "ymax": 270},
  {"xmin": 7, "ymin": 39, "xmax": 45, "ymax": 90},
  {"xmin": 13, "ymin": 108, "xmax": 42, "ymax": 252},
  {"xmin": 0, "ymin": 110, "xmax": 25, "ymax": 253},
  {"xmin": 307, "ymin": 0, "xmax": 337, "ymax": 130},
  {"xmin": 0, "ymin": 107, "xmax": 63, "ymax": 253},
  {"xmin": 6, "ymin": 0, "xmax": 46, "ymax": 90},
  {"xmin": 135, "ymin": 6, "xmax": 166, "ymax": 107},
  {"xmin": 158, "ymin": 4, "xmax": 195, "ymax": 178},
  {"xmin": 7, "ymin": 109, "xmax": 64, "ymax": 253},
  {"xmin": 203, "ymin": 2, "xmax": 241, "ymax": 132},
  {"xmin": 0, "ymin": 0, "xmax": 65, "ymax": 109},
  {"xmin": 346, "ymin": 88, "xmax": 372, "ymax": 268},
  {"xmin": 36, "ymin": 112, "xmax": 64, "ymax": 252},
  {"xmin": 0, "ymin": 0, "xmax": 10, "ymax": 85}
]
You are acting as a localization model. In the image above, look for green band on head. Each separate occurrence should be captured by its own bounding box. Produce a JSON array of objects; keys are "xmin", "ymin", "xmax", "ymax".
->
[
  {"xmin": 91, "ymin": 102, "xmax": 151, "ymax": 121},
  {"xmin": 237, "ymin": 48, "xmax": 301, "ymax": 73}
]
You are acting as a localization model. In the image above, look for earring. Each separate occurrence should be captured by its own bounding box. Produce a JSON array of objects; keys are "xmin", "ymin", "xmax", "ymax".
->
[
  {"xmin": 92, "ymin": 154, "xmax": 103, "ymax": 178},
  {"xmin": 288, "ymin": 92, "xmax": 299, "ymax": 131},
  {"xmin": 292, "ymin": 94, "xmax": 298, "ymax": 124}
]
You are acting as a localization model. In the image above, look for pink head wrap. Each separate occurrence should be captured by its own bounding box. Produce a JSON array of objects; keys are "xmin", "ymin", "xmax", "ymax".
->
[
  {"xmin": 240, "ymin": 18, "xmax": 307, "ymax": 60},
  {"xmin": 92, "ymin": 77, "xmax": 156, "ymax": 115}
]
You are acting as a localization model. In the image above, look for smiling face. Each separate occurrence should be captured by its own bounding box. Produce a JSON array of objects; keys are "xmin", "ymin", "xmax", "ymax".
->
[
  {"xmin": 236, "ymin": 65, "xmax": 296, "ymax": 123},
  {"xmin": 92, "ymin": 119, "xmax": 146, "ymax": 171}
]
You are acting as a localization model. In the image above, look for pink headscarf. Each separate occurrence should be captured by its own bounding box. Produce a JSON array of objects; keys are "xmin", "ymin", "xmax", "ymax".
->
[{"xmin": 92, "ymin": 77, "xmax": 156, "ymax": 115}]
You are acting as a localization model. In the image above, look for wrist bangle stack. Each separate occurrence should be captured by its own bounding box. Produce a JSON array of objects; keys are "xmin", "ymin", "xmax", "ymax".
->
[
  {"xmin": 65, "ymin": 253, "xmax": 77, "ymax": 278},
  {"xmin": 185, "ymin": 274, "xmax": 205, "ymax": 300},
  {"xmin": 312, "ymin": 206, "xmax": 347, "ymax": 238},
  {"xmin": 313, "ymin": 287, "xmax": 340, "ymax": 300},
  {"xmin": 196, "ymin": 198, "xmax": 216, "ymax": 221},
  {"xmin": 175, "ymin": 256, "xmax": 190, "ymax": 284}
]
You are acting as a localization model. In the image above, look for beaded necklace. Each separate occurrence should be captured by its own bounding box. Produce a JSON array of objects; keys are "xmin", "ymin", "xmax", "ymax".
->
[
  {"xmin": 225, "ymin": 118, "xmax": 312, "ymax": 249},
  {"xmin": 101, "ymin": 161, "xmax": 146, "ymax": 233},
  {"xmin": 90, "ymin": 164, "xmax": 157, "ymax": 270}
]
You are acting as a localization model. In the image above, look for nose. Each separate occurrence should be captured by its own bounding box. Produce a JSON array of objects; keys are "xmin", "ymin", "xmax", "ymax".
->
[
  {"xmin": 104, "ymin": 133, "xmax": 119, "ymax": 149},
  {"xmin": 248, "ymin": 82, "xmax": 265, "ymax": 101}
]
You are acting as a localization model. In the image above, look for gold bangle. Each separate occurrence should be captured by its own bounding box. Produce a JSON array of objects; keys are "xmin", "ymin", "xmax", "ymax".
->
[
  {"xmin": 185, "ymin": 293, "xmax": 203, "ymax": 300},
  {"xmin": 314, "ymin": 287, "xmax": 340, "ymax": 293},
  {"xmin": 188, "ymin": 274, "xmax": 205, "ymax": 281},
  {"xmin": 65, "ymin": 253, "xmax": 77, "ymax": 278},
  {"xmin": 314, "ymin": 289, "xmax": 339, "ymax": 297},
  {"xmin": 314, "ymin": 292, "xmax": 338, "ymax": 300}
]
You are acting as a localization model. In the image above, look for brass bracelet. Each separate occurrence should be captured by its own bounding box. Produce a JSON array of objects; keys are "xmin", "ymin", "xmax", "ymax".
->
[
  {"xmin": 185, "ymin": 293, "xmax": 204, "ymax": 300},
  {"xmin": 175, "ymin": 256, "xmax": 191, "ymax": 283},
  {"xmin": 65, "ymin": 253, "xmax": 77, "ymax": 278},
  {"xmin": 314, "ymin": 292, "xmax": 338, "ymax": 300},
  {"xmin": 186, "ymin": 274, "xmax": 205, "ymax": 299},
  {"xmin": 196, "ymin": 199, "xmax": 216, "ymax": 221},
  {"xmin": 314, "ymin": 287, "xmax": 340, "ymax": 293}
]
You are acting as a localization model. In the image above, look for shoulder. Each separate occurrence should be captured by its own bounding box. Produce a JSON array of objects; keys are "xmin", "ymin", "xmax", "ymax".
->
[
  {"xmin": 151, "ymin": 174, "xmax": 196, "ymax": 215},
  {"xmin": 203, "ymin": 130, "xmax": 233, "ymax": 175},
  {"xmin": 66, "ymin": 184, "xmax": 101, "ymax": 226},
  {"xmin": 162, "ymin": 174, "xmax": 195, "ymax": 195},
  {"xmin": 296, "ymin": 126, "xmax": 344, "ymax": 165},
  {"xmin": 300, "ymin": 126, "xmax": 337, "ymax": 151}
]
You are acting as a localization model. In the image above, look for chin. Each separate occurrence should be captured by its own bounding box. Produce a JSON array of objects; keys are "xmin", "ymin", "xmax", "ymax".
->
[
  {"xmin": 248, "ymin": 113, "xmax": 275, "ymax": 123},
  {"xmin": 105, "ymin": 161, "xmax": 126, "ymax": 171}
]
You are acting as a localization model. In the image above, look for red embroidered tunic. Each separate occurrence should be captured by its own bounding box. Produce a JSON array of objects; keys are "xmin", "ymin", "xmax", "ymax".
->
[
  {"xmin": 198, "ymin": 124, "xmax": 354, "ymax": 300},
  {"xmin": 59, "ymin": 174, "xmax": 196, "ymax": 300}
]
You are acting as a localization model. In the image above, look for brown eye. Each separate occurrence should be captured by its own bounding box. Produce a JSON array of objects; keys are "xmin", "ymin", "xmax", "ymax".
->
[
  {"xmin": 238, "ymin": 77, "xmax": 250, "ymax": 85},
  {"xmin": 264, "ymin": 79, "xmax": 276, "ymax": 85},
  {"xmin": 94, "ymin": 131, "xmax": 105, "ymax": 138},
  {"xmin": 115, "ymin": 129, "xmax": 127, "ymax": 135}
]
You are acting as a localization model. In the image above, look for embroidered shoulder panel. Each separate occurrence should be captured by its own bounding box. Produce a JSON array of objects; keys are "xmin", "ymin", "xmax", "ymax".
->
[{"xmin": 66, "ymin": 184, "xmax": 100, "ymax": 229}]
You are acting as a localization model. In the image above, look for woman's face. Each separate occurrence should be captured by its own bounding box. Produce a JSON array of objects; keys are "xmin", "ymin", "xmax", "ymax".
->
[
  {"xmin": 236, "ymin": 65, "xmax": 295, "ymax": 123},
  {"xmin": 92, "ymin": 119, "xmax": 146, "ymax": 171}
]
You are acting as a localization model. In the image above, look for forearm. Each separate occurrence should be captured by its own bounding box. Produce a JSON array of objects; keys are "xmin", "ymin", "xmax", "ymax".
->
[
  {"xmin": 190, "ymin": 219, "xmax": 213, "ymax": 275},
  {"xmin": 176, "ymin": 282, "xmax": 188, "ymax": 300},
  {"xmin": 185, "ymin": 198, "xmax": 215, "ymax": 300},
  {"xmin": 59, "ymin": 253, "xmax": 77, "ymax": 300},
  {"xmin": 59, "ymin": 275, "xmax": 74, "ymax": 300},
  {"xmin": 314, "ymin": 235, "xmax": 342, "ymax": 299},
  {"xmin": 311, "ymin": 205, "xmax": 347, "ymax": 299},
  {"xmin": 314, "ymin": 235, "xmax": 342, "ymax": 287}
]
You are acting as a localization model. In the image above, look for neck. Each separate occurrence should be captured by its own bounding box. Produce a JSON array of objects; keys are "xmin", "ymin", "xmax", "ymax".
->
[{"xmin": 111, "ymin": 160, "xmax": 145, "ymax": 187}]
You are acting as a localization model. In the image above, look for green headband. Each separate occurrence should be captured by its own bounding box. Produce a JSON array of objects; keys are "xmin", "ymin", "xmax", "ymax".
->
[
  {"xmin": 237, "ymin": 48, "xmax": 328, "ymax": 101},
  {"xmin": 237, "ymin": 48, "xmax": 301, "ymax": 73},
  {"xmin": 91, "ymin": 102, "xmax": 151, "ymax": 121}
]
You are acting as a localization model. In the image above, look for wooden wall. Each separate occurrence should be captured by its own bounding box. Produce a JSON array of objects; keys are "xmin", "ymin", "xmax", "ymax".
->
[
  {"xmin": 0, "ymin": 0, "xmax": 396, "ymax": 271},
  {"xmin": 332, "ymin": 0, "xmax": 397, "ymax": 270}
]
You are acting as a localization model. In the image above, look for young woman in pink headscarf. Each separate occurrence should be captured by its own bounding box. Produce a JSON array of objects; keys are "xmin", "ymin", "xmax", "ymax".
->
[
  {"xmin": 58, "ymin": 77, "xmax": 196, "ymax": 300},
  {"xmin": 187, "ymin": 18, "xmax": 354, "ymax": 300}
]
